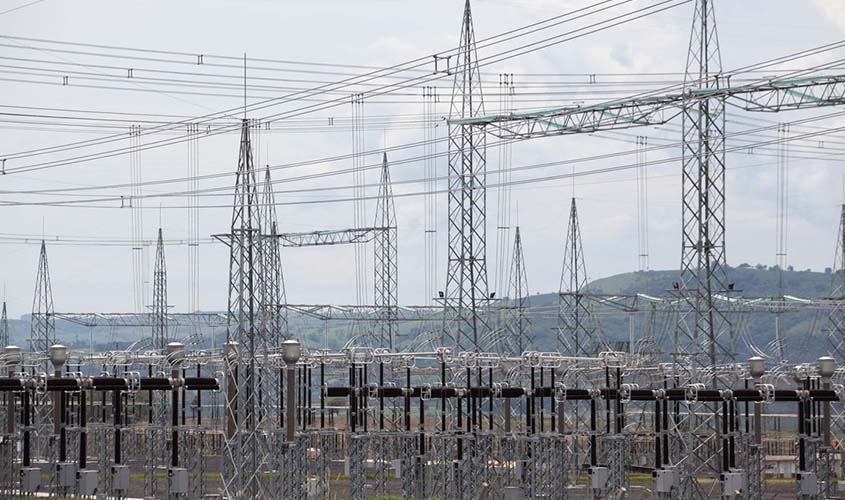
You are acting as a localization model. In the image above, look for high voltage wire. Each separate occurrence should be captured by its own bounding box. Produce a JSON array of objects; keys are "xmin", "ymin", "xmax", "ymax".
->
[
  {"xmin": 3, "ymin": 26, "xmax": 838, "ymax": 79},
  {"xmin": 0, "ymin": 70, "xmax": 690, "ymax": 102},
  {"xmin": 3, "ymin": 7, "xmax": 840, "ymax": 182},
  {"xmin": 5, "ymin": 104, "xmax": 845, "ymax": 203},
  {"xmin": 1, "ymin": 52, "xmax": 836, "ymax": 105},
  {"xmin": 1, "ymin": 0, "xmax": 836, "ymax": 219},
  {"xmin": 6, "ymin": 0, "xmax": 836, "ymax": 186},
  {"xmin": 1, "ymin": 0, "xmax": 693, "ymax": 169},
  {"xmin": 1, "ymin": 101, "xmax": 843, "ymax": 139},
  {"xmin": 0, "ymin": 153, "xmax": 821, "ymax": 247},
  {"xmin": 0, "ymin": 54, "xmax": 733, "ymax": 88},
  {"xmin": 4, "ymin": 135, "xmax": 455, "ymax": 195},
  {"xmin": 0, "ymin": 0, "xmax": 644, "ymax": 80},
  {"xmin": 4, "ymin": 18, "xmax": 841, "ymax": 179},
  {"xmin": 3, "ymin": 118, "xmax": 842, "ymax": 210},
  {"xmin": 6, "ymin": 102, "xmax": 845, "ymax": 142},
  {"xmin": 1, "ymin": 116, "xmax": 842, "ymax": 229},
  {"xmin": 0, "ymin": 0, "xmax": 651, "ymax": 159}
]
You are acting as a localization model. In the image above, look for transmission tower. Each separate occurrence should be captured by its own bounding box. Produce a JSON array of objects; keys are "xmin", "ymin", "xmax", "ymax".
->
[
  {"xmin": 828, "ymin": 205, "xmax": 845, "ymax": 360},
  {"xmin": 30, "ymin": 240, "xmax": 56, "ymax": 465},
  {"xmin": 0, "ymin": 301, "xmax": 7, "ymax": 348},
  {"xmin": 31, "ymin": 240, "xmax": 55, "ymax": 357},
  {"xmin": 675, "ymin": 3, "xmax": 733, "ymax": 495},
  {"xmin": 374, "ymin": 152, "xmax": 398, "ymax": 349},
  {"xmin": 151, "ymin": 228, "xmax": 168, "ymax": 350},
  {"xmin": 143, "ymin": 227, "xmax": 171, "ymax": 495},
  {"xmin": 444, "ymin": 0, "xmax": 490, "ymax": 352},
  {"xmin": 676, "ymin": 0, "xmax": 734, "ymax": 374},
  {"xmin": 827, "ymin": 204, "xmax": 845, "ymax": 500},
  {"xmin": 220, "ymin": 119, "xmax": 272, "ymax": 499},
  {"xmin": 558, "ymin": 199, "xmax": 602, "ymax": 356},
  {"xmin": 258, "ymin": 165, "xmax": 287, "ymax": 459},
  {"xmin": 505, "ymin": 226, "xmax": 531, "ymax": 354},
  {"xmin": 261, "ymin": 165, "xmax": 288, "ymax": 346}
]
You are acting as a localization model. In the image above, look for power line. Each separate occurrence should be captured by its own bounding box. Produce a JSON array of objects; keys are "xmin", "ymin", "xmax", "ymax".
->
[
  {"xmin": 1, "ymin": 0, "xmax": 694, "ymax": 171},
  {"xmin": 3, "ymin": 119, "xmax": 842, "ymax": 209},
  {"xmin": 0, "ymin": 0, "xmax": 45, "ymax": 17}
]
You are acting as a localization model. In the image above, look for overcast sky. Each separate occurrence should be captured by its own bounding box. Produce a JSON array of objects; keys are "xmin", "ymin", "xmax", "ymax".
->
[{"xmin": 1, "ymin": 0, "xmax": 845, "ymax": 318}]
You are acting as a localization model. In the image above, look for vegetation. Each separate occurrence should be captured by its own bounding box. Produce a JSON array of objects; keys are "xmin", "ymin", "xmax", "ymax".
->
[{"xmin": 4, "ymin": 265, "xmax": 836, "ymax": 363}]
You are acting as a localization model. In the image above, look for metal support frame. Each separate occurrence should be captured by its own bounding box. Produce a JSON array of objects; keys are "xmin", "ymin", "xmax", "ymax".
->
[
  {"xmin": 374, "ymin": 153, "xmax": 399, "ymax": 350},
  {"xmin": 503, "ymin": 227, "xmax": 532, "ymax": 354},
  {"xmin": 220, "ymin": 119, "xmax": 272, "ymax": 499},
  {"xmin": 558, "ymin": 199, "xmax": 604, "ymax": 357},
  {"xmin": 152, "ymin": 228, "xmax": 169, "ymax": 350},
  {"xmin": 443, "ymin": 0, "xmax": 492, "ymax": 353}
]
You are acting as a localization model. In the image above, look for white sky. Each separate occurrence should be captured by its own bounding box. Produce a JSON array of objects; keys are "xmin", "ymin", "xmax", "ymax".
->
[{"xmin": 1, "ymin": 0, "xmax": 844, "ymax": 317}]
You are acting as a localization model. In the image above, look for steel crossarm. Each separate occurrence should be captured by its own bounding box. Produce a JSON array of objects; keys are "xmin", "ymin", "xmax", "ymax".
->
[
  {"xmin": 450, "ymin": 73, "xmax": 845, "ymax": 139},
  {"xmin": 275, "ymin": 227, "xmax": 386, "ymax": 247}
]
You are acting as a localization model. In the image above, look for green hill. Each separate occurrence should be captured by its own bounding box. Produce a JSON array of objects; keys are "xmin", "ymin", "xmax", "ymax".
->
[
  {"xmin": 588, "ymin": 265, "xmax": 833, "ymax": 298},
  {"xmin": 581, "ymin": 265, "xmax": 837, "ymax": 362},
  {"xmin": 4, "ymin": 266, "xmax": 838, "ymax": 362}
]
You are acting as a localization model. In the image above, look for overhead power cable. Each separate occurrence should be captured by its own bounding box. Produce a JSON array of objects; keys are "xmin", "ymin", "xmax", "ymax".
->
[
  {"xmin": 1, "ymin": 0, "xmax": 692, "ymax": 170},
  {"xmin": 2, "ymin": 118, "xmax": 842, "ymax": 209}
]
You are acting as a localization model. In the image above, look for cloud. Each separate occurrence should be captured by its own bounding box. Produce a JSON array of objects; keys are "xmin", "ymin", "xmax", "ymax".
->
[{"xmin": 813, "ymin": 0, "xmax": 845, "ymax": 30}]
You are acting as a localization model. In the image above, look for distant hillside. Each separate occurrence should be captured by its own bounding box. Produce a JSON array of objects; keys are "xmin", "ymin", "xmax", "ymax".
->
[
  {"xmin": 489, "ymin": 265, "xmax": 837, "ymax": 359},
  {"xmin": 582, "ymin": 265, "xmax": 837, "ymax": 362},
  {"xmin": 589, "ymin": 265, "xmax": 833, "ymax": 298},
  {"xmin": 4, "ymin": 266, "xmax": 837, "ymax": 362}
]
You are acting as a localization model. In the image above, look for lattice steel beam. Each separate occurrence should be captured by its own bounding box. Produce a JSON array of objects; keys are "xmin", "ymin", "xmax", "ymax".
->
[
  {"xmin": 373, "ymin": 153, "xmax": 399, "ymax": 349},
  {"xmin": 443, "ymin": 0, "xmax": 492, "ymax": 352}
]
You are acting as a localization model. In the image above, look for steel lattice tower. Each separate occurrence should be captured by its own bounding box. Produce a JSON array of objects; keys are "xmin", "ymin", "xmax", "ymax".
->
[
  {"xmin": 674, "ymin": 4, "xmax": 732, "ymax": 494},
  {"xmin": 505, "ymin": 226, "xmax": 531, "ymax": 354},
  {"xmin": 146, "ymin": 228, "xmax": 171, "ymax": 495},
  {"xmin": 558, "ymin": 199, "xmax": 602, "ymax": 356},
  {"xmin": 444, "ymin": 0, "xmax": 490, "ymax": 352},
  {"xmin": 826, "ymin": 204, "xmax": 845, "ymax": 500},
  {"xmin": 30, "ymin": 240, "xmax": 55, "ymax": 464},
  {"xmin": 0, "ymin": 301, "xmax": 7, "ymax": 348},
  {"xmin": 828, "ymin": 205, "xmax": 845, "ymax": 359},
  {"xmin": 31, "ymin": 240, "xmax": 55, "ymax": 357},
  {"xmin": 221, "ymin": 119, "xmax": 271, "ymax": 499},
  {"xmin": 151, "ymin": 227, "xmax": 168, "ymax": 350},
  {"xmin": 260, "ymin": 166, "xmax": 288, "ymax": 347},
  {"xmin": 374, "ymin": 152, "xmax": 398, "ymax": 349},
  {"xmin": 677, "ymin": 0, "xmax": 733, "ymax": 374}
]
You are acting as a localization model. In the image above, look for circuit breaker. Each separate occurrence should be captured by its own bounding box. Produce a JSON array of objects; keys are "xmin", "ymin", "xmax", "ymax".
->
[
  {"xmin": 57, "ymin": 462, "xmax": 78, "ymax": 488},
  {"xmin": 169, "ymin": 467, "xmax": 189, "ymax": 494},
  {"xmin": 111, "ymin": 464, "xmax": 130, "ymax": 491},
  {"xmin": 654, "ymin": 467, "xmax": 679, "ymax": 493},
  {"xmin": 20, "ymin": 467, "xmax": 41, "ymax": 493},
  {"xmin": 798, "ymin": 472, "xmax": 818, "ymax": 496},
  {"xmin": 590, "ymin": 466, "xmax": 609, "ymax": 490},
  {"xmin": 721, "ymin": 470, "xmax": 745, "ymax": 497},
  {"xmin": 78, "ymin": 469, "xmax": 98, "ymax": 496}
]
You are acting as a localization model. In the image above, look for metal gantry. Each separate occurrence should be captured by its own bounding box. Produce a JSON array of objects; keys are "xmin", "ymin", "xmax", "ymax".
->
[
  {"xmin": 261, "ymin": 165, "xmax": 288, "ymax": 346},
  {"xmin": 828, "ymin": 204, "xmax": 845, "ymax": 360},
  {"xmin": 676, "ymin": 0, "xmax": 733, "ymax": 379},
  {"xmin": 152, "ymin": 227, "xmax": 169, "ymax": 350},
  {"xmin": 374, "ymin": 152, "xmax": 399, "ymax": 349},
  {"xmin": 0, "ymin": 301, "xmax": 7, "ymax": 349},
  {"xmin": 0, "ymin": 344, "xmax": 842, "ymax": 499},
  {"xmin": 30, "ymin": 240, "xmax": 55, "ymax": 359},
  {"xmin": 220, "ymin": 119, "xmax": 274, "ymax": 499},
  {"xmin": 558, "ymin": 198, "xmax": 603, "ymax": 357},
  {"xmin": 504, "ymin": 226, "xmax": 532, "ymax": 354},
  {"xmin": 443, "ymin": 0, "xmax": 491, "ymax": 353}
]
